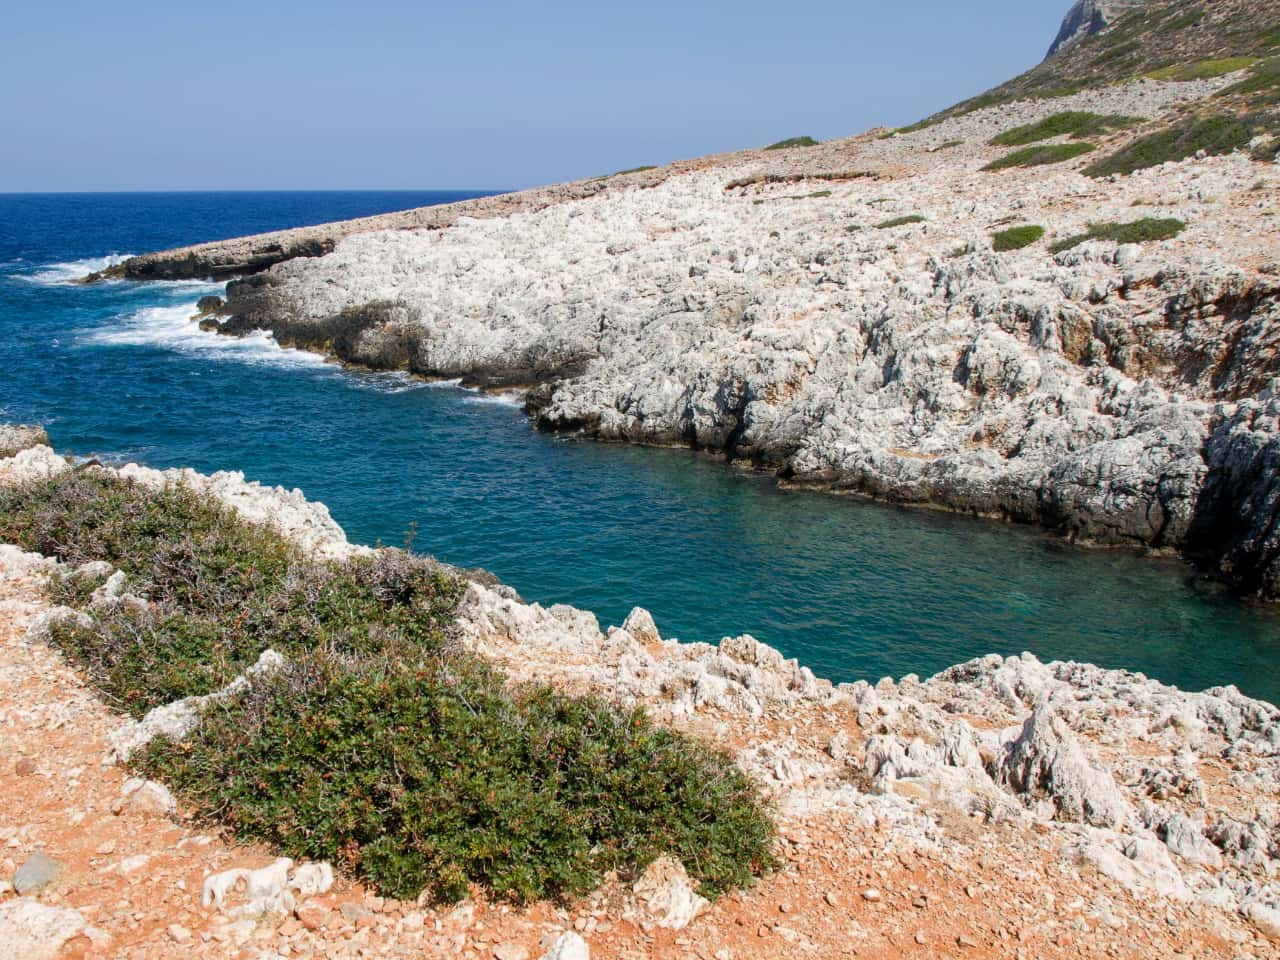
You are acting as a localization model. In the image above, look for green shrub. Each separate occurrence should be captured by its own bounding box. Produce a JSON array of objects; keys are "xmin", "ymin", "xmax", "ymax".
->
[
  {"xmin": 2, "ymin": 471, "xmax": 776, "ymax": 904},
  {"xmin": 989, "ymin": 112, "xmax": 1139, "ymax": 147},
  {"xmin": 982, "ymin": 142, "xmax": 1096, "ymax": 171},
  {"xmin": 930, "ymin": 140, "xmax": 964, "ymax": 152},
  {"xmin": 613, "ymin": 165, "xmax": 657, "ymax": 176},
  {"xmin": 764, "ymin": 136, "xmax": 818, "ymax": 150},
  {"xmin": 1083, "ymin": 116, "xmax": 1252, "ymax": 176},
  {"xmin": 1217, "ymin": 58, "xmax": 1280, "ymax": 105},
  {"xmin": 1050, "ymin": 217, "xmax": 1186, "ymax": 253},
  {"xmin": 1147, "ymin": 57, "xmax": 1259, "ymax": 81},
  {"xmin": 992, "ymin": 225, "xmax": 1046, "ymax": 252},
  {"xmin": 875, "ymin": 214, "xmax": 926, "ymax": 229},
  {"xmin": 139, "ymin": 653, "xmax": 775, "ymax": 904}
]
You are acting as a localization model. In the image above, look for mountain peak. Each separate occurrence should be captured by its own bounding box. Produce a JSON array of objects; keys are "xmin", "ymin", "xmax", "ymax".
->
[{"xmin": 1047, "ymin": 0, "xmax": 1155, "ymax": 58}]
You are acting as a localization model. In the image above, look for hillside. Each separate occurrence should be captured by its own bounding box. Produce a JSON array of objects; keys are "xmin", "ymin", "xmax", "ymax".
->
[{"xmin": 939, "ymin": 0, "xmax": 1280, "ymax": 130}]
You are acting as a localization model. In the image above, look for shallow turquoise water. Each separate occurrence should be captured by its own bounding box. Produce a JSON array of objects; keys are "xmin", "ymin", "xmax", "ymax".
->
[{"xmin": 2, "ymin": 192, "xmax": 1278, "ymax": 702}]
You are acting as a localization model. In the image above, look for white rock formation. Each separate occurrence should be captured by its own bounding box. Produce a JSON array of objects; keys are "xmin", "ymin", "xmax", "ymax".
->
[{"xmin": 209, "ymin": 74, "xmax": 1279, "ymax": 597}]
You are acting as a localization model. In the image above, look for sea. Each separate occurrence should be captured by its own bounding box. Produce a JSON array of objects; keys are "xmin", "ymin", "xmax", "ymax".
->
[{"xmin": 2, "ymin": 191, "xmax": 1277, "ymax": 703}]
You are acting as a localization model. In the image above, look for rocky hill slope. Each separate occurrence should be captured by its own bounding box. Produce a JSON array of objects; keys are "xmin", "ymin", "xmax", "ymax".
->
[{"xmin": 100, "ymin": 2, "xmax": 1280, "ymax": 603}]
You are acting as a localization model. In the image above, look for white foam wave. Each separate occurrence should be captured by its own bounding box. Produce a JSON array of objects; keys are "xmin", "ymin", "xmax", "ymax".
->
[
  {"xmin": 347, "ymin": 371, "xmax": 432, "ymax": 395},
  {"xmin": 462, "ymin": 389, "xmax": 526, "ymax": 408},
  {"xmin": 84, "ymin": 303, "xmax": 331, "ymax": 370},
  {"xmin": 22, "ymin": 254, "xmax": 134, "ymax": 285}
]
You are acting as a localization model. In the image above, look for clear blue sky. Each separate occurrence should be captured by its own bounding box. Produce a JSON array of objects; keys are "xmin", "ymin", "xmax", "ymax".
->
[{"xmin": 2, "ymin": 0, "xmax": 1071, "ymax": 192}]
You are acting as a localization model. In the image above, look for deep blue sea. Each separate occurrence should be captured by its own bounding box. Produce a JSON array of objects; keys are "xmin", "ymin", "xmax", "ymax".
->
[{"xmin": 2, "ymin": 191, "xmax": 1278, "ymax": 703}]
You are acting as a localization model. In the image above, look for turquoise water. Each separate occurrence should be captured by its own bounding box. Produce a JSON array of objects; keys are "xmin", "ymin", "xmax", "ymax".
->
[{"xmin": 2, "ymin": 192, "xmax": 1278, "ymax": 702}]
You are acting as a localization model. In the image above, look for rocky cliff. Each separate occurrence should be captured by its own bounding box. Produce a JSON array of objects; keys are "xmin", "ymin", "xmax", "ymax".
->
[
  {"xmin": 204, "ymin": 74, "xmax": 1280, "ymax": 597},
  {"xmin": 100, "ymin": 1, "xmax": 1280, "ymax": 600},
  {"xmin": 1047, "ymin": 0, "xmax": 1154, "ymax": 58}
]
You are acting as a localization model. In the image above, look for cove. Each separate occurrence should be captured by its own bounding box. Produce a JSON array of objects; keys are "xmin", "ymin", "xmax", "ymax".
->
[{"xmin": 2, "ymin": 192, "xmax": 1278, "ymax": 703}]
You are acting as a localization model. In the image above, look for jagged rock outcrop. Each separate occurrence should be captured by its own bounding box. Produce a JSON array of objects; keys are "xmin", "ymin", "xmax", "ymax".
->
[
  {"xmin": 197, "ymin": 74, "xmax": 1279, "ymax": 597},
  {"xmin": 1046, "ymin": 0, "xmax": 1154, "ymax": 58}
]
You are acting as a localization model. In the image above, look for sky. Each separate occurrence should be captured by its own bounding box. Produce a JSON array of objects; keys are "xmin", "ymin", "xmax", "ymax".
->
[{"xmin": 2, "ymin": 0, "xmax": 1074, "ymax": 192}]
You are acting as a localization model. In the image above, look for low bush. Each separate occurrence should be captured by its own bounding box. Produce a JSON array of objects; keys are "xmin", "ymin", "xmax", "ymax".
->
[
  {"xmin": 1147, "ymin": 57, "xmax": 1258, "ymax": 82},
  {"xmin": 1050, "ymin": 217, "xmax": 1186, "ymax": 253},
  {"xmin": 875, "ymin": 214, "xmax": 926, "ymax": 229},
  {"xmin": 1217, "ymin": 58, "xmax": 1280, "ymax": 107},
  {"xmin": 1, "ymin": 471, "xmax": 776, "ymax": 903},
  {"xmin": 982, "ymin": 142, "xmax": 1096, "ymax": 171},
  {"xmin": 930, "ymin": 140, "xmax": 963, "ymax": 152},
  {"xmin": 992, "ymin": 225, "xmax": 1046, "ymax": 252},
  {"xmin": 1083, "ymin": 116, "xmax": 1252, "ymax": 176},
  {"xmin": 139, "ymin": 653, "xmax": 775, "ymax": 903},
  {"xmin": 613, "ymin": 165, "xmax": 657, "ymax": 176},
  {"xmin": 764, "ymin": 136, "xmax": 818, "ymax": 150},
  {"xmin": 989, "ymin": 112, "xmax": 1138, "ymax": 147}
]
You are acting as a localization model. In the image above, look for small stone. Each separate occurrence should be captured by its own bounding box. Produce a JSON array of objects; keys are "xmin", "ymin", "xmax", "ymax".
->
[
  {"xmin": 778, "ymin": 902, "xmax": 792, "ymax": 914},
  {"xmin": 95, "ymin": 840, "xmax": 116, "ymax": 856},
  {"xmin": 964, "ymin": 884, "xmax": 976, "ymax": 898},
  {"xmin": 861, "ymin": 889, "xmax": 882, "ymax": 903},
  {"xmin": 295, "ymin": 902, "xmax": 329, "ymax": 932},
  {"xmin": 339, "ymin": 902, "xmax": 371, "ymax": 923},
  {"xmin": 912, "ymin": 895, "xmax": 928, "ymax": 909},
  {"xmin": 493, "ymin": 943, "xmax": 529, "ymax": 960},
  {"xmin": 914, "ymin": 931, "xmax": 928, "ymax": 945},
  {"xmin": 540, "ymin": 932, "xmax": 589, "ymax": 960},
  {"xmin": 13, "ymin": 853, "xmax": 61, "ymax": 894},
  {"xmin": 823, "ymin": 891, "xmax": 839, "ymax": 907},
  {"xmin": 957, "ymin": 934, "xmax": 978, "ymax": 948},
  {"xmin": 14, "ymin": 758, "xmax": 36, "ymax": 777},
  {"xmin": 168, "ymin": 924, "xmax": 192, "ymax": 943}
]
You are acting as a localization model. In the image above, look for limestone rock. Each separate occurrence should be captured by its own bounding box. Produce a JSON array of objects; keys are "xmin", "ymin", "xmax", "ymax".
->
[
  {"xmin": 541, "ymin": 932, "xmax": 590, "ymax": 960},
  {"xmin": 1046, "ymin": 1, "xmax": 1153, "ymax": 58},
  {"xmin": 621, "ymin": 606, "xmax": 660, "ymax": 645},
  {"xmin": 0, "ymin": 900, "xmax": 94, "ymax": 960},
  {"xmin": 12, "ymin": 853, "xmax": 60, "ymax": 894},
  {"xmin": 0, "ymin": 425, "xmax": 49, "ymax": 460},
  {"xmin": 118, "ymin": 777, "xmax": 176, "ymax": 816},
  {"xmin": 997, "ymin": 706, "xmax": 1131, "ymax": 828},
  {"xmin": 631, "ymin": 857, "xmax": 709, "ymax": 930}
]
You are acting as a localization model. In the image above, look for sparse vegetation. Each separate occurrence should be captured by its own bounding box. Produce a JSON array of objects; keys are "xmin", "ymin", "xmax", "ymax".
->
[
  {"xmin": 1083, "ymin": 116, "xmax": 1251, "ymax": 176},
  {"xmin": 1050, "ymin": 217, "xmax": 1186, "ymax": 253},
  {"xmin": 989, "ymin": 112, "xmax": 1139, "ymax": 147},
  {"xmin": 1166, "ymin": 10, "xmax": 1206, "ymax": 31},
  {"xmin": 0, "ymin": 472, "xmax": 777, "ymax": 905},
  {"xmin": 1217, "ymin": 57, "xmax": 1280, "ymax": 105},
  {"xmin": 1147, "ymin": 56, "xmax": 1259, "ymax": 81},
  {"xmin": 982, "ymin": 142, "xmax": 1096, "ymax": 171},
  {"xmin": 875, "ymin": 215, "xmax": 926, "ymax": 229},
  {"xmin": 724, "ymin": 170, "xmax": 882, "ymax": 191},
  {"xmin": 992, "ymin": 225, "xmax": 1046, "ymax": 252},
  {"xmin": 764, "ymin": 136, "xmax": 819, "ymax": 150},
  {"xmin": 613, "ymin": 165, "xmax": 657, "ymax": 176},
  {"xmin": 931, "ymin": 140, "xmax": 964, "ymax": 152}
]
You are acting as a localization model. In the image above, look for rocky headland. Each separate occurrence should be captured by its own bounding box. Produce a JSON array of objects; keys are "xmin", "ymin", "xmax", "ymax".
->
[{"xmin": 100, "ymin": 1, "xmax": 1280, "ymax": 600}]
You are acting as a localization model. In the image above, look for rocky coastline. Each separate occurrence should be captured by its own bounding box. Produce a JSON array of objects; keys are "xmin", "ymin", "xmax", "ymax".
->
[
  {"xmin": 2, "ymin": 431, "xmax": 1279, "ymax": 957},
  {"xmin": 107, "ymin": 69, "xmax": 1280, "ymax": 600}
]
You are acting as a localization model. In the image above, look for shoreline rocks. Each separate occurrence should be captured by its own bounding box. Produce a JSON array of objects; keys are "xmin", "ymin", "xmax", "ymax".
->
[{"xmin": 3, "ymin": 439, "xmax": 1280, "ymax": 952}]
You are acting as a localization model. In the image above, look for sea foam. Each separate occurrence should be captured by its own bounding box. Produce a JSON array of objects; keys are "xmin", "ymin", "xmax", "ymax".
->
[
  {"xmin": 22, "ymin": 254, "xmax": 134, "ymax": 285},
  {"xmin": 84, "ymin": 302, "xmax": 331, "ymax": 370}
]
